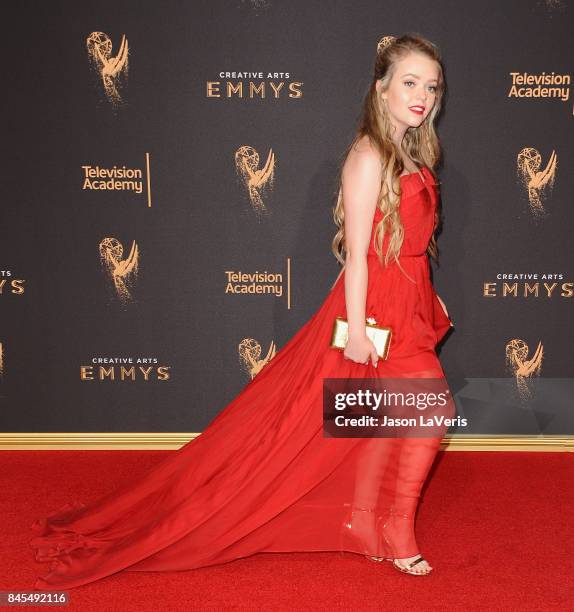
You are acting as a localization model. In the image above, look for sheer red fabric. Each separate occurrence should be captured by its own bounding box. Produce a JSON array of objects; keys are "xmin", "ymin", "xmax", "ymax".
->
[{"xmin": 29, "ymin": 167, "xmax": 454, "ymax": 589}]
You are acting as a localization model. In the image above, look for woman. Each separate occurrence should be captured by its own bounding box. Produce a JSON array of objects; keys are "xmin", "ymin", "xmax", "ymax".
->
[{"xmin": 29, "ymin": 33, "xmax": 454, "ymax": 589}]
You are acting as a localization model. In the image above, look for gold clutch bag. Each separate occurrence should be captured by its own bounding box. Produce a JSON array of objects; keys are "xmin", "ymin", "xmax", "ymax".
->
[{"xmin": 330, "ymin": 316, "xmax": 392, "ymax": 360}]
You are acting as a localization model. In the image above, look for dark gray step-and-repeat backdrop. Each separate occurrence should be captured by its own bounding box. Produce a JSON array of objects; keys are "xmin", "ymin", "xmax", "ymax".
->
[{"xmin": 1, "ymin": 1, "xmax": 572, "ymax": 438}]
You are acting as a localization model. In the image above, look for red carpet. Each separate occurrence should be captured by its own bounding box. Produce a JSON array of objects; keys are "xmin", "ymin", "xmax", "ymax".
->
[{"xmin": 1, "ymin": 450, "xmax": 571, "ymax": 610}]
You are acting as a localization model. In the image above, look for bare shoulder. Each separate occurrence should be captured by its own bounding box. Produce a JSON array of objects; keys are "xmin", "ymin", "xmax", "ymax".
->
[
  {"xmin": 351, "ymin": 134, "xmax": 378, "ymax": 155},
  {"xmin": 343, "ymin": 135, "xmax": 382, "ymax": 182}
]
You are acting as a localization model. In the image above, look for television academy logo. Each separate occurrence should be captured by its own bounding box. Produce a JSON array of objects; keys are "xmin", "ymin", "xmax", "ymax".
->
[
  {"xmin": 235, "ymin": 145, "xmax": 275, "ymax": 216},
  {"xmin": 238, "ymin": 337, "xmax": 276, "ymax": 379},
  {"xmin": 82, "ymin": 154, "xmax": 152, "ymax": 207},
  {"xmin": 516, "ymin": 148, "xmax": 557, "ymax": 217},
  {"xmin": 505, "ymin": 338, "xmax": 544, "ymax": 400},
  {"xmin": 86, "ymin": 32, "xmax": 129, "ymax": 105},
  {"xmin": 508, "ymin": 71, "xmax": 572, "ymax": 116},
  {"xmin": 99, "ymin": 237, "xmax": 139, "ymax": 302},
  {"xmin": 225, "ymin": 259, "xmax": 292, "ymax": 308}
]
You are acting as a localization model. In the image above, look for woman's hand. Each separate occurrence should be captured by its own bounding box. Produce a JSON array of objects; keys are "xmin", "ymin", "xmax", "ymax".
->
[{"xmin": 343, "ymin": 333, "xmax": 379, "ymax": 367}]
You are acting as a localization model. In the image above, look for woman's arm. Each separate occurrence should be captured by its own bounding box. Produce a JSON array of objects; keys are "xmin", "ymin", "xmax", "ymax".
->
[{"xmin": 340, "ymin": 143, "xmax": 382, "ymax": 365}]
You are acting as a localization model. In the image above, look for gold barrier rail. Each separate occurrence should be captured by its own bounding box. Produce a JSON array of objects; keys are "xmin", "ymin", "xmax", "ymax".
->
[{"xmin": 0, "ymin": 433, "xmax": 572, "ymax": 451}]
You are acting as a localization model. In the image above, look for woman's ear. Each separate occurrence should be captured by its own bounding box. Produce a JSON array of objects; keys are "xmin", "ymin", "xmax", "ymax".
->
[{"xmin": 375, "ymin": 80, "xmax": 386, "ymax": 103}]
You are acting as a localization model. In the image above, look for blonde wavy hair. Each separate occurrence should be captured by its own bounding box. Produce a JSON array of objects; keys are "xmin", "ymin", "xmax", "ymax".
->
[{"xmin": 331, "ymin": 33, "xmax": 446, "ymax": 279}]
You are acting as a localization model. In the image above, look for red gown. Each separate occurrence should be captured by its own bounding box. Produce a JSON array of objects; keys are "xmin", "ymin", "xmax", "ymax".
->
[{"xmin": 29, "ymin": 166, "xmax": 454, "ymax": 589}]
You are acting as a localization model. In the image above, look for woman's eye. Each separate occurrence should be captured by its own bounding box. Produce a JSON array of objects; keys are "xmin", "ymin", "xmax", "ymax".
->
[{"xmin": 404, "ymin": 81, "xmax": 437, "ymax": 93}]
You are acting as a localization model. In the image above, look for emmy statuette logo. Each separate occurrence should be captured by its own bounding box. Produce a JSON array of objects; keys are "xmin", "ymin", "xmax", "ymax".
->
[
  {"xmin": 505, "ymin": 338, "xmax": 544, "ymax": 400},
  {"xmin": 86, "ymin": 32, "xmax": 129, "ymax": 105},
  {"xmin": 235, "ymin": 146, "xmax": 275, "ymax": 215},
  {"xmin": 238, "ymin": 337, "xmax": 277, "ymax": 379},
  {"xmin": 99, "ymin": 237, "xmax": 139, "ymax": 303},
  {"xmin": 516, "ymin": 148, "xmax": 557, "ymax": 217}
]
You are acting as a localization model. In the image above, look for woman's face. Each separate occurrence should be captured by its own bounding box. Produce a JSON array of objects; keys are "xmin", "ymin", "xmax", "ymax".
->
[{"xmin": 378, "ymin": 52, "xmax": 439, "ymax": 133}]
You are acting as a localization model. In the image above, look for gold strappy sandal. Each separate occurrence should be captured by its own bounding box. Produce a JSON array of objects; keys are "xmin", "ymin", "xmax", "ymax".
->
[
  {"xmin": 376, "ymin": 508, "xmax": 433, "ymax": 574},
  {"xmin": 366, "ymin": 554, "xmax": 432, "ymax": 575},
  {"xmin": 389, "ymin": 555, "xmax": 432, "ymax": 575}
]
